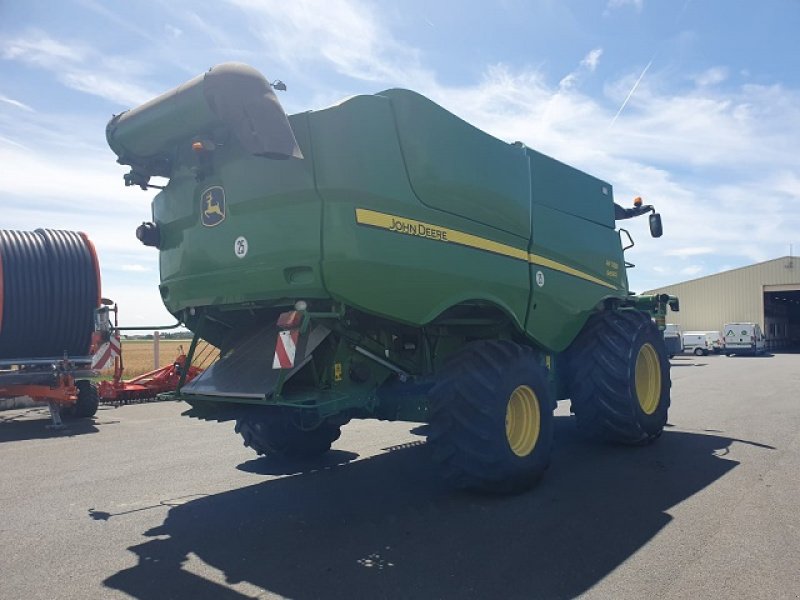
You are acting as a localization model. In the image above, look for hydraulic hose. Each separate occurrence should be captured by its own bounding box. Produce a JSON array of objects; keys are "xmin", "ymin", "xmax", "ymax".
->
[{"xmin": 0, "ymin": 229, "xmax": 101, "ymax": 359}]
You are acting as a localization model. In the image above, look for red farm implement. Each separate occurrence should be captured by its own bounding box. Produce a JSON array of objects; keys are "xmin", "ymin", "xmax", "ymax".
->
[
  {"xmin": 93, "ymin": 302, "xmax": 215, "ymax": 405},
  {"xmin": 97, "ymin": 353, "xmax": 203, "ymax": 404}
]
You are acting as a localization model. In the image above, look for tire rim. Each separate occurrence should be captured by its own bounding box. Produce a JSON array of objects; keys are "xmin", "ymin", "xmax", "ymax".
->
[
  {"xmin": 505, "ymin": 385, "xmax": 541, "ymax": 457},
  {"xmin": 635, "ymin": 343, "xmax": 661, "ymax": 415}
]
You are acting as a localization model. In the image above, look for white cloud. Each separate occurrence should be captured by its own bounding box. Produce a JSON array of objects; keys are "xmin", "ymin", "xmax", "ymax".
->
[
  {"xmin": 0, "ymin": 143, "xmax": 141, "ymax": 210},
  {"xmin": 693, "ymin": 67, "xmax": 729, "ymax": 87},
  {"xmin": 581, "ymin": 48, "xmax": 603, "ymax": 72},
  {"xmin": 606, "ymin": 0, "xmax": 644, "ymax": 13},
  {"xmin": 120, "ymin": 264, "xmax": 151, "ymax": 272},
  {"xmin": 1, "ymin": 31, "xmax": 157, "ymax": 106},
  {"xmin": 181, "ymin": 11, "xmax": 240, "ymax": 52},
  {"xmin": 666, "ymin": 247, "xmax": 716, "ymax": 258},
  {"xmin": 227, "ymin": 0, "xmax": 431, "ymax": 86},
  {"xmin": 680, "ymin": 265, "xmax": 704, "ymax": 276},
  {"xmin": 165, "ymin": 24, "xmax": 183, "ymax": 38},
  {"xmin": 0, "ymin": 93, "xmax": 34, "ymax": 112},
  {"xmin": 59, "ymin": 71, "xmax": 156, "ymax": 106},
  {"xmin": 0, "ymin": 134, "xmax": 30, "ymax": 150},
  {"xmin": 559, "ymin": 48, "xmax": 604, "ymax": 91},
  {"xmin": 2, "ymin": 33, "xmax": 86, "ymax": 65},
  {"xmin": 77, "ymin": 0, "xmax": 159, "ymax": 44}
]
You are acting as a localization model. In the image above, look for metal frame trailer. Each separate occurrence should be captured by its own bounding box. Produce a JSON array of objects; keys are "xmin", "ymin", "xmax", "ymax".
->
[{"xmin": 0, "ymin": 356, "xmax": 97, "ymax": 428}]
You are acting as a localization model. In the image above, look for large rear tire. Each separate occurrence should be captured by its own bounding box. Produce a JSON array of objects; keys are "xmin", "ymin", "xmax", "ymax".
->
[
  {"xmin": 427, "ymin": 340, "xmax": 554, "ymax": 494},
  {"xmin": 568, "ymin": 310, "xmax": 670, "ymax": 444},
  {"xmin": 63, "ymin": 380, "xmax": 99, "ymax": 419},
  {"xmin": 234, "ymin": 408, "xmax": 342, "ymax": 458}
]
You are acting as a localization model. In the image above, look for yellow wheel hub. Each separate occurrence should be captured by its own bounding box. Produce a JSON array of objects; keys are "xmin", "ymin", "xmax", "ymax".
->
[
  {"xmin": 505, "ymin": 385, "xmax": 541, "ymax": 457},
  {"xmin": 635, "ymin": 343, "xmax": 662, "ymax": 415}
]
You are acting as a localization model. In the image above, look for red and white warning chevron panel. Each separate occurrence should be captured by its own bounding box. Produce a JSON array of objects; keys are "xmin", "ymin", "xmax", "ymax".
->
[
  {"xmin": 92, "ymin": 334, "xmax": 121, "ymax": 370},
  {"xmin": 273, "ymin": 329, "xmax": 300, "ymax": 370}
]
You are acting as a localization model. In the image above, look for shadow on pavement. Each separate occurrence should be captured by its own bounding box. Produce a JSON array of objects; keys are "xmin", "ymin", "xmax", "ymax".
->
[
  {"xmin": 103, "ymin": 416, "xmax": 770, "ymax": 600},
  {"xmin": 0, "ymin": 408, "xmax": 99, "ymax": 443},
  {"xmin": 237, "ymin": 449, "xmax": 361, "ymax": 476}
]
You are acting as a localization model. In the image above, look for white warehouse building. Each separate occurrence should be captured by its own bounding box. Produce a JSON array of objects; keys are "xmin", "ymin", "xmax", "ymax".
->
[{"xmin": 644, "ymin": 256, "xmax": 800, "ymax": 350}]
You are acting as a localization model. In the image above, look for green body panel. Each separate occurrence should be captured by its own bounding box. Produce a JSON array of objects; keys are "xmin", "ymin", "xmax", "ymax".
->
[
  {"xmin": 313, "ymin": 96, "xmax": 530, "ymax": 331},
  {"xmin": 154, "ymin": 113, "xmax": 325, "ymax": 312},
  {"xmin": 523, "ymin": 149, "xmax": 627, "ymax": 350},
  {"xmin": 383, "ymin": 89, "xmax": 532, "ymax": 240},
  {"xmin": 526, "ymin": 148, "xmax": 615, "ymax": 227},
  {"xmin": 528, "ymin": 203, "xmax": 627, "ymax": 351}
]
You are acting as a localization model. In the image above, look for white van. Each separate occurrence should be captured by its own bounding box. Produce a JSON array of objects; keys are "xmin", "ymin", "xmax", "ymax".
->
[
  {"xmin": 701, "ymin": 331, "xmax": 724, "ymax": 353},
  {"xmin": 723, "ymin": 323, "xmax": 766, "ymax": 356},
  {"xmin": 682, "ymin": 332, "xmax": 711, "ymax": 356}
]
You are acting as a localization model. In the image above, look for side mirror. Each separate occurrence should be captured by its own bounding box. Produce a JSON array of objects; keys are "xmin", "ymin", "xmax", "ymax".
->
[{"xmin": 649, "ymin": 212, "xmax": 663, "ymax": 238}]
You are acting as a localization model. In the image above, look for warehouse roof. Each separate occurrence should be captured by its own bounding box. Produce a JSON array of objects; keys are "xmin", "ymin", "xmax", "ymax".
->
[{"xmin": 646, "ymin": 256, "xmax": 798, "ymax": 291}]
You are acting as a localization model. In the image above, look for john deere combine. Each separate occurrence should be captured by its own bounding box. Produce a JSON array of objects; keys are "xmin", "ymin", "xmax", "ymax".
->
[{"xmin": 107, "ymin": 63, "xmax": 677, "ymax": 493}]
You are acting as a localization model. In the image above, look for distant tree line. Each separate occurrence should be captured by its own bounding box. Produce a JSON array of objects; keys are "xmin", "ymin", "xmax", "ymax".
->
[{"xmin": 121, "ymin": 331, "xmax": 193, "ymax": 340}]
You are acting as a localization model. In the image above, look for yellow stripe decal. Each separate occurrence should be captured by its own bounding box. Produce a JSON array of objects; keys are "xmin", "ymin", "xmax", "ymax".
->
[
  {"xmin": 355, "ymin": 208, "xmax": 617, "ymax": 290},
  {"xmin": 528, "ymin": 253, "xmax": 617, "ymax": 289},
  {"xmin": 355, "ymin": 208, "xmax": 528, "ymax": 260}
]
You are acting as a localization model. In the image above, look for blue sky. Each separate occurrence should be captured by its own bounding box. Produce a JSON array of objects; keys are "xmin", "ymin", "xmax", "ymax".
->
[{"xmin": 1, "ymin": 0, "xmax": 799, "ymax": 325}]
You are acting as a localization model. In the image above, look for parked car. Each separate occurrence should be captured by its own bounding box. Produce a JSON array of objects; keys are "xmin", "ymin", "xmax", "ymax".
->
[
  {"xmin": 683, "ymin": 332, "xmax": 711, "ymax": 356},
  {"xmin": 723, "ymin": 323, "xmax": 766, "ymax": 356}
]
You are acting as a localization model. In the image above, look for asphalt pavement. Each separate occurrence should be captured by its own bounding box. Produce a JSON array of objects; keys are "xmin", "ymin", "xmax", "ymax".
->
[{"xmin": 1, "ymin": 352, "xmax": 799, "ymax": 599}]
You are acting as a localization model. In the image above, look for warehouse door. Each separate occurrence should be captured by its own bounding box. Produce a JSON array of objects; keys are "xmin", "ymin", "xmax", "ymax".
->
[{"xmin": 764, "ymin": 284, "xmax": 800, "ymax": 352}]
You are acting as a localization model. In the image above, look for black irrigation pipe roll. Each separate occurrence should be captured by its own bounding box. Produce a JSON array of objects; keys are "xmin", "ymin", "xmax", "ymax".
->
[{"xmin": 0, "ymin": 229, "xmax": 101, "ymax": 360}]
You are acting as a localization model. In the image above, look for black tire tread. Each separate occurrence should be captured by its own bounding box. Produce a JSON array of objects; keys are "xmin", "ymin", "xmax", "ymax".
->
[
  {"xmin": 234, "ymin": 409, "xmax": 342, "ymax": 458},
  {"xmin": 568, "ymin": 310, "xmax": 670, "ymax": 444},
  {"xmin": 427, "ymin": 340, "xmax": 553, "ymax": 494},
  {"xmin": 65, "ymin": 380, "xmax": 99, "ymax": 419}
]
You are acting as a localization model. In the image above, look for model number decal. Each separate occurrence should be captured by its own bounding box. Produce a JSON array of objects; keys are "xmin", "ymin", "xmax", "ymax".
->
[{"xmin": 605, "ymin": 259, "xmax": 619, "ymax": 279}]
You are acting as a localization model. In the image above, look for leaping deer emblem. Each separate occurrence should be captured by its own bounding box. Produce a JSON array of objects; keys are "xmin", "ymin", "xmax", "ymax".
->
[{"xmin": 201, "ymin": 187, "xmax": 225, "ymax": 226}]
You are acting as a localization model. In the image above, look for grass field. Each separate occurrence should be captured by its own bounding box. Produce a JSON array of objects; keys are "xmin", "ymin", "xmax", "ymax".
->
[{"xmin": 101, "ymin": 339, "xmax": 217, "ymax": 378}]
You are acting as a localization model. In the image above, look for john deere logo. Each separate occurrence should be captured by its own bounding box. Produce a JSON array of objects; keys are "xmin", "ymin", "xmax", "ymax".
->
[{"xmin": 201, "ymin": 186, "xmax": 226, "ymax": 227}]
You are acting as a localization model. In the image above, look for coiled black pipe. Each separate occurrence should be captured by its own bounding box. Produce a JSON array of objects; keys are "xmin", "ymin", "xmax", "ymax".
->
[{"xmin": 0, "ymin": 229, "xmax": 100, "ymax": 359}]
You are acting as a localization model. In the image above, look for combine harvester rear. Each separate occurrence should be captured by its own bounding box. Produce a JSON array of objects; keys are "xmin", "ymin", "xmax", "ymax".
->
[{"xmin": 107, "ymin": 63, "xmax": 679, "ymax": 493}]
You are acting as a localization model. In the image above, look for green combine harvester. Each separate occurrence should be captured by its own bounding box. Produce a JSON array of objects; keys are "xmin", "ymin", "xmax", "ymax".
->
[{"xmin": 107, "ymin": 63, "xmax": 678, "ymax": 493}]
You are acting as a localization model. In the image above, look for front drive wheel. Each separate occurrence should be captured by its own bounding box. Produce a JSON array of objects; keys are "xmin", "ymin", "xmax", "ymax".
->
[
  {"xmin": 427, "ymin": 341, "xmax": 554, "ymax": 494},
  {"xmin": 235, "ymin": 408, "xmax": 342, "ymax": 458},
  {"xmin": 568, "ymin": 310, "xmax": 670, "ymax": 444}
]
